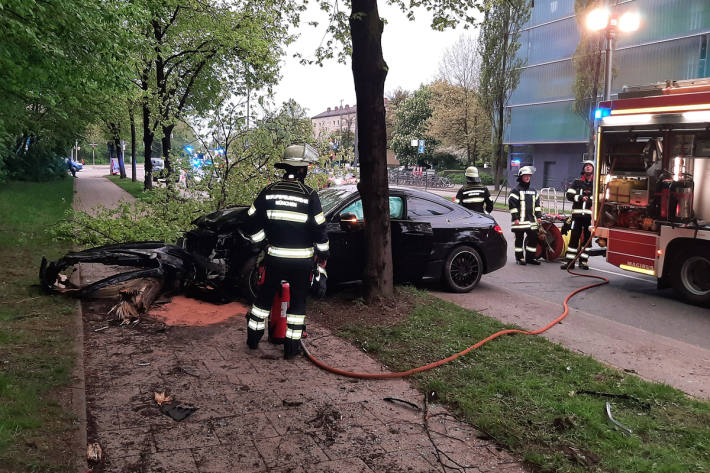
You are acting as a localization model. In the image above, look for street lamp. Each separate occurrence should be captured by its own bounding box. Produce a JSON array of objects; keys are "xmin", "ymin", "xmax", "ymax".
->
[{"xmin": 586, "ymin": 5, "xmax": 640, "ymax": 101}]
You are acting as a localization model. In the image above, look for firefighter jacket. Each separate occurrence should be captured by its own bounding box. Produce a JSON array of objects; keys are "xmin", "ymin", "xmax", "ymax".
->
[
  {"xmin": 245, "ymin": 179, "xmax": 329, "ymax": 260},
  {"xmin": 566, "ymin": 177, "xmax": 593, "ymax": 218},
  {"xmin": 508, "ymin": 184, "xmax": 542, "ymax": 229},
  {"xmin": 455, "ymin": 183, "xmax": 494, "ymax": 214}
]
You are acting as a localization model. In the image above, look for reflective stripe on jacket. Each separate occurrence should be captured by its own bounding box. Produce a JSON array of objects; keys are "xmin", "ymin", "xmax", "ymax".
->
[
  {"xmin": 566, "ymin": 177, "xmax": 593, "ymax": 217},
  {"xmin": 508, "ymin": 185, "xmax": 541, "ymax": 224},
  {"xmin": 246, "ymin": 179, "xmax": 329, "ymax": 259}
]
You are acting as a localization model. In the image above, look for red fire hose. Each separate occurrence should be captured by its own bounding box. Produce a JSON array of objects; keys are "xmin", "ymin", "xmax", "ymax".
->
[{"xmin": 302, "ymin": 234, "xmax": 608, "ymax": 380}]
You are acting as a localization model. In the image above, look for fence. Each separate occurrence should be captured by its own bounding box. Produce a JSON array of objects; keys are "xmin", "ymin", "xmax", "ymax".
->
[{"xmin": 387, "ymin": 169, "xmax": 453, "ymax": 189}]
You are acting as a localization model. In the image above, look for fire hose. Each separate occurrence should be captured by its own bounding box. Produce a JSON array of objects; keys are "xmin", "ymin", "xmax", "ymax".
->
[
  {"xmin": 302, "ymin": 180, "xmax": 613, "ymax": 380},
  {"xmin": 301, "ymin": 234, "xmax": 608, "ymax": 379}
]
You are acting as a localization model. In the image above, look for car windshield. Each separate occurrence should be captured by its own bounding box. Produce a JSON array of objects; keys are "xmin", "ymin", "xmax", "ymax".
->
[{"xmin": 318, "ymin": 188, "xmax": 355, "ymax": 214}]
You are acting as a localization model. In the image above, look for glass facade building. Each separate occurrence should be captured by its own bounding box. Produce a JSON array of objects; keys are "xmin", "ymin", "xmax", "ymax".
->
[{"xmin": 505, "ymin": 0, "xmax": 710, "ymax": 189}]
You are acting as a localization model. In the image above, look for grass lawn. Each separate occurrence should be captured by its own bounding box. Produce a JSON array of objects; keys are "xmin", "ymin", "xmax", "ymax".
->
[
  {"xmin": 105, "ymin": 174, "xmax": 149, "ymax": 199},
  {"xmin": 335, "ymin": 288, "xmax": 710, "ymax": 473},
  {"xmin": 0, "ymin": 180, "xmax": 78, "ymax": 472}
]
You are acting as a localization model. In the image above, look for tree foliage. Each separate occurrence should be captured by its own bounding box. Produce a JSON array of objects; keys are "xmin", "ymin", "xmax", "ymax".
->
[
  {"xmin": 390, "ymin": 87, "xmax": 439, "ymax": 167},
  {"xmin": 0, "ymin": 0, "xmax": 137, "ymax": 180},
  {"xmin": 477, "ymin": 0, "xmax": 530, "ymax": 189}
]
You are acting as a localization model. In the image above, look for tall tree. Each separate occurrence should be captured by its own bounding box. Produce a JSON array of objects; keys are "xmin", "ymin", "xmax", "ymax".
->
[
  {"xmin": 136, "ymin": 0, "xmax": 297, "ymax": 187},
  {"xmin": 350, "ymin": 0, "xmax": 393, "ymax": 301},
  {"xmin": 390, "ymin": 87, "xmax": 439, "ymax": 168},
  {"xmin": 432, "ymin": 34, "xmax": 491, "ymax": 165},
  {"xmin": 573, "ymin": 0, "xmax": 605, "ymax": 159},
  {"xmin": 477, "ymin": 0, "xmax": 530, "ymax": 189}
]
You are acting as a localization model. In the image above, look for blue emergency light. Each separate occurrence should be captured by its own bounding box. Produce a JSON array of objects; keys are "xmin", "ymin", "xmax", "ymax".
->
[{"xmin": 594, "ymin": 107, "xmax": 611, "ymax": 119}]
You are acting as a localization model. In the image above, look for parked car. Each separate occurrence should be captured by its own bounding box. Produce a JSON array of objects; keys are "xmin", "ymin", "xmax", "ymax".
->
[
  {"xmin": 151, "ymin": 157, "xmax": 165, "ymax": 181},
  {"xmin": 180, "ymin": 184, "xmax": 507, "ymax": 300}
]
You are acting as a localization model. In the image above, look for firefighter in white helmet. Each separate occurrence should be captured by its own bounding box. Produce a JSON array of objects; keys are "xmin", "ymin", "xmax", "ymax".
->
[
  {"xmin": 508, "ymin": 166, "xmax": 542, "ymax": 265},
  {"xmin": 455, "ymin": 166, "xmax": 494, "ymax": 214},
  {"xmin": 562, "ymin": 160, "xmax": 594, "ymax": 270},
  {"xmin": 244, "ymin": 143, "xmax": 329, "ymax": 359}
]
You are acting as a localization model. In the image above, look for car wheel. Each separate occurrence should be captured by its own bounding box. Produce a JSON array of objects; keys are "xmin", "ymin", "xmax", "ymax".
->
[
  {"xmin": 443, "ymin": 245, "xmax": 483, "ymax": 293},
  {"xmin": 671, "ymin": 247, "xmax": 710, "ymax": 306},
  {"xmin": 238, "ymin": 255, "xmax": 260, "ymax": 303}
]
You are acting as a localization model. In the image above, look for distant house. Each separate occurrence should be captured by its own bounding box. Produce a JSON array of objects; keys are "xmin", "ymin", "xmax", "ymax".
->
[
  {"xmin": 311, "ymin": 104, "xmax": 357, "ymax": 139},
  {"xmin": 311, "ymin": 99, "xmax": 399, "ymax": 166}
]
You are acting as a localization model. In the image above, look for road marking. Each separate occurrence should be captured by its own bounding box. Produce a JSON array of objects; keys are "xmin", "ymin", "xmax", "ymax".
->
[{"xmin": 590, "ymin": 266, "xmax": 655, "ymax": 283}]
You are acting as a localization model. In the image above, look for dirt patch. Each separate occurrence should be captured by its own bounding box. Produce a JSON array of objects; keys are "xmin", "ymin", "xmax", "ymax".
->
[
  {"xmin": 308, "ymin": 287, "xmax": 419, "ymax": 331},
  {"xmin": 148, "ymin": 295, "xmax": 248, "ymax": 326}
]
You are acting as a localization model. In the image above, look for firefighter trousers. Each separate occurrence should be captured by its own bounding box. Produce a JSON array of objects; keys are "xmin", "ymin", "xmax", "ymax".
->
[
  {"xmin": 565, "ymin": 217, "xmax": 592, "ymax": 265},
  {"xmin": 513, "ymin": 225, "xmax": 539, "ymax": 262},
  {"xmin": 246, "ymin": 255, "xmax": 311, "ymax": 358}
]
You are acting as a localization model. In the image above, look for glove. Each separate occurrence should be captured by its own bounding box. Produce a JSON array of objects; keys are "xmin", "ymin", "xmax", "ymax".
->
[{"xmin": 316, "ymin": 257, "xmax": 327, "ymax": 268}]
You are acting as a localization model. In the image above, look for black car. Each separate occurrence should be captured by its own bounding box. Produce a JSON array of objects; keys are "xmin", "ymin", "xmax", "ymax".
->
[
  {"xmin": 180, "ymin": 185, "xmax": 506, "ymax": 299},
  {"xmin": 39, "ymin": 186, "xmax": 507, "ymax": 317},
  {"xmin": 317, "ymin": 185, "xmax": 507, "ymax": 293}
]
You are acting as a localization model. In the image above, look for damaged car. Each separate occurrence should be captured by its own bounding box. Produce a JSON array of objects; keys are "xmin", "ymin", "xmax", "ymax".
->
[{"xmin": 40, "ymin": 185, "xmax": 506, "ymax": 319}]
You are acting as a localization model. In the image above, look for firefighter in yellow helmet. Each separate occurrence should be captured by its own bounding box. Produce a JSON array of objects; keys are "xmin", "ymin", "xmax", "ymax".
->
[
  {"xmin": 455, "ymin": 166, "xmax": 494, "ymax": 214},
  {"xmin": 244, "ymin": 143, "xmax": 329, "ymax": 359},
  {"xmin": 508, "ymin": 166, "xmax": 542, "ymax": 265},
  {"xmin": 562, "ymin": 160, "xmax": 594, "ymax": 270}
]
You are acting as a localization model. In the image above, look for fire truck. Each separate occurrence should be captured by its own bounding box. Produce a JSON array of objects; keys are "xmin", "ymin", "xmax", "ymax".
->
[{"xmin": 592, "ymin": 79, "xmax": 710, "ymax": 305}]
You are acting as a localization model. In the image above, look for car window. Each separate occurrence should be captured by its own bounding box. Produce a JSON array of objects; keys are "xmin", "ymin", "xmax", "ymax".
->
[
  {"xmin": 407, "ymin": 197, "xmax": 452, "ymax": 217},
  {"xmin": 318, "ymin": 188, "xmax": 355, "ymax": 214},
  {"xmin": 339, "ymin": 196, "xmax": 404, "ymax": 220}
]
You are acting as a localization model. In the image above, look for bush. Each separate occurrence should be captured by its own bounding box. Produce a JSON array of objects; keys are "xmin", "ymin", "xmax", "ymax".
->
[{"xmin": 2, "ymin": 143, "xmax": 70, "ymax": 181}]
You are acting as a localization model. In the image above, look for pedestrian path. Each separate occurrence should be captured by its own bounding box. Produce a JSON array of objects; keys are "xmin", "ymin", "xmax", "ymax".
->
[{"xmin": 73, "ymin": 172, "xmax": 529, "ymax": 472}]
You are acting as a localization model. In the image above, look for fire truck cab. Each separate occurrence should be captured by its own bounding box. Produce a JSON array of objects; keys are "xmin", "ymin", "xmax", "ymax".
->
[{"xmin": 593, "ymin": 79, "xmax": 710, "ymax": 306}]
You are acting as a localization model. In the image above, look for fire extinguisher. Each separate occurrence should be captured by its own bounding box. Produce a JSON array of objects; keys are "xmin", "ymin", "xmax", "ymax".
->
[{"xmin": 268, "ymin": 281, "xmax": 289, "ymax": 344}]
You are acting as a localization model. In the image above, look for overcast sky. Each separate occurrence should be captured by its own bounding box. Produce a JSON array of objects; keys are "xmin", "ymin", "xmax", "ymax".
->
[{"xmin": 272, "ymin": 2, "xmax": 476, "ymax": 118}]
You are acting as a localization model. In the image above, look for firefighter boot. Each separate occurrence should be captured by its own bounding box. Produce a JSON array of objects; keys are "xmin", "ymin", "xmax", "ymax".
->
[
  {"xmin": 516, "ymin": 259, "xmax": 527, "ymax": 266},
  {"xmin": 579, "ymin": 262, "xmax": 590, "ymax": 270},
  {"xmin": 246, "ymin": 328, "xmax": 263, "ymax": 350},
  {"xmin": 527, "ymin": 259, "xmax": 541, "ymax": 265},
  {"xmin": 284, "ymin": 339, "xmax": 303, "ymax": 360},
  {"xmin": 560, "ymin": 261, "xmax": 572, "ymax": 270}
]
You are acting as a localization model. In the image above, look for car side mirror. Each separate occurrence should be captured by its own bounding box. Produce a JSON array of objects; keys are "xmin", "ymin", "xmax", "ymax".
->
[{"xmin": 339, "ymin": 212, "xmax": 362, "ymax": 231}]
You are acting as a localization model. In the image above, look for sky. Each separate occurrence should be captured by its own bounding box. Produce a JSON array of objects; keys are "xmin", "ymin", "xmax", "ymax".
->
[{"xmin": 272, "ymin": 2, "xmax": 476, "ymax": 118}]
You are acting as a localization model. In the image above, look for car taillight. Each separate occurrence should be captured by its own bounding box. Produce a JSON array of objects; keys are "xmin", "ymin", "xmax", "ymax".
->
[{"xmin": 493, "ymin": 225, "xmax": 503, "ymax": 234}]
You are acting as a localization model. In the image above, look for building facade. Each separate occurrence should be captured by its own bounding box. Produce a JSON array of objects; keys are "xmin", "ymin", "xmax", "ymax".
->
[
  {"xmin": 311, "ymin": 104, "xmax": 357, "ymax": 139},
  {"xmin": 505, "ymin": 0, "xmax": 710, "ymax": 189}
]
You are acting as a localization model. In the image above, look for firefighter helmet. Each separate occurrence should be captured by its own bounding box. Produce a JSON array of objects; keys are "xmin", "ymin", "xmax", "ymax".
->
[
  {"xmin": 276, "ymin": 143, "xmax": 318, "ymax": 169},
  {"xmin": 517, "ymin": 165, "xmax": 536, "ymax": 177},
  {"xmin": 310, "ymin": 265, "xmax": 327, "ymax": 299},
  {"xmin": 464, "ymin": 166, "xmax": 479, "ymax": 178}
]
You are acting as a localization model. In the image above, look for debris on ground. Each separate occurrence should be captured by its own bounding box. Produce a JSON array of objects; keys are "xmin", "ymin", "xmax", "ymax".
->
[{"xmin": 86, "ymin": 442, "xmax": 102, "ymax": 462}]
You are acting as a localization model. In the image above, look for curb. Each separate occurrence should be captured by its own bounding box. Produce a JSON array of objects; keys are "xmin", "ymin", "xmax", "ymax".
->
[{"xmin": 71, "ymin": 298, "xmax": 88, "ymax": 473}]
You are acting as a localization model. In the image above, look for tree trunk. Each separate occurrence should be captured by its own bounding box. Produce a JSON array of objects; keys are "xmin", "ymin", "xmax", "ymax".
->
[
  {"xmin": 350, "ymin": 0, "xmax": 393, "ymax": 302},
  {"xmin": 142, "ymin": 102, "xmax": 154, "ymax": 190},
  {"xmin": 130, "ymin": 109, "xmax": 137, "ymax": 182},
  {"xmin": 161, "ymin": 124, "xmax": 174, "ymax": 180}
]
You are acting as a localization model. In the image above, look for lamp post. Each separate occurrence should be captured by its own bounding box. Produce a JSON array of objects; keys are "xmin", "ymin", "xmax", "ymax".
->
[{"xmin": 586, "ymin": 4, "xmax": 640, "ymax": 101}]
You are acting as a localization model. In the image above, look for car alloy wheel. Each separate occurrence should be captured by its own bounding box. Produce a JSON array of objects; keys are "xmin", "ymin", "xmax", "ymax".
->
[{"xmin": 444, "ymin": 245, "xmax": 483, "ymax": 293}]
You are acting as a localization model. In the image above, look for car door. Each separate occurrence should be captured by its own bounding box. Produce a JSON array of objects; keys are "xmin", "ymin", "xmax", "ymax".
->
[
  {"xmin": 391, "ymin": 193, "xmax": 433, "ymax": 283},
  {"xmin": 326, "ymin": 198, "xmax": 366, "ymax": 284}
]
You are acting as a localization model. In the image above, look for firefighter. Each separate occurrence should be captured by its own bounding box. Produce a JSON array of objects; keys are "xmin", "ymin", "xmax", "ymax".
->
[
  {"xmin": 508, "ymin": 166, "xmax": 542, "ymax": 265},
  {"xmin": 455, "ymin": 166, "xmax": 494, "ymax": 214},
  {"xmin": 562, "ymin": 160, "xmax": 594, "ymax": 270},
  {"xmin": 244, "ymin": 143, "xmax": 329, "ymax": 359}
]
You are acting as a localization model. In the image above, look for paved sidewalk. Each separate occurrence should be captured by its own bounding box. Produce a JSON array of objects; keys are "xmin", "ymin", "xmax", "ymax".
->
[
  {"xmin": 75, "ymin": 172, "xmax": 529, "ymax": 472},
  {"xmin": 82, "ymin": 303, "xmax": 527, "ymax": 472}
]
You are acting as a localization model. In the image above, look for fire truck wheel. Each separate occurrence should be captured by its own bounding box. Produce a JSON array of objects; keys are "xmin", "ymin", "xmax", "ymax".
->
[
  {"xmin": 671, "ymin": 247, "xmax": 710, "ymax": 306},
  {"xmin": 238, "ymin": 256, "xmax": 259, "ymax": 303},
  {"xmin": 443, "ymin": 245, "xmax": 483, "ymax": 293}
]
